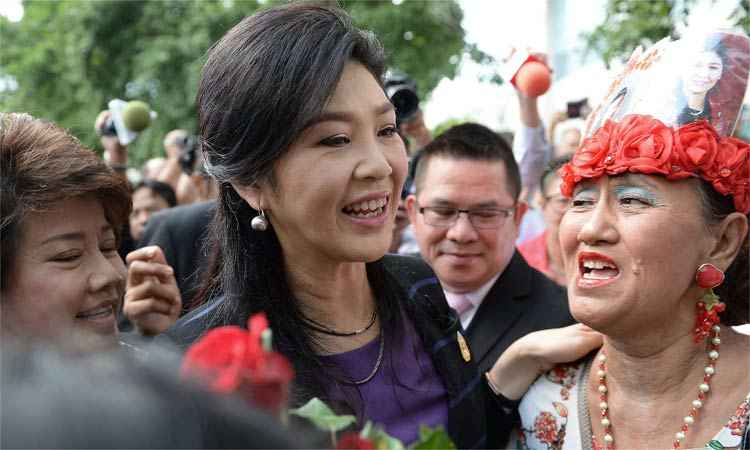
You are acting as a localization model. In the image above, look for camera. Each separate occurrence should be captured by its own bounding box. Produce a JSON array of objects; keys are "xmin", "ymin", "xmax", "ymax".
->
[
  {"xmin": 177, "ymin": 135, "xmax": 201, "ymax": 175},
  {"xmin": 384, "ymin": 71, "xmax": 419, "ymax": 125}
]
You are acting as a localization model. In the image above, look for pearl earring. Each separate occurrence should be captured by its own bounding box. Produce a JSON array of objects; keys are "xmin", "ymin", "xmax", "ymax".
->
[{"xmin": 250, "ymin": 209, "xmax": 268, "ymax": 231}]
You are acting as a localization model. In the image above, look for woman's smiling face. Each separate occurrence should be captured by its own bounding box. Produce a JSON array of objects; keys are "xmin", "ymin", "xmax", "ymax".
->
[
  {"xmin": 242, "ymin": 61, "xmax": 407, "ymax": 268},
  {"xmin": 559, "ymin": 174, "xmax": 713, "ymax": 335},
  {"xmin": 683, "ymin": 50, "xmax": 723, "ymax": 96},
  {"xmin": 2, "ymin": 196, "xmax": 125, "ymax": 349}
]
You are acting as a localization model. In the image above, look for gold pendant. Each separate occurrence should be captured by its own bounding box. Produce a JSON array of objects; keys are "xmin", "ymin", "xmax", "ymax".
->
[{"xmin": 457, "ymin": 331, "xmax": 471, "ymax": 363}]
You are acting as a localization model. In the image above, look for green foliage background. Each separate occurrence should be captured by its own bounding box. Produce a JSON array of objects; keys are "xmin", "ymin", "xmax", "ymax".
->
[
  {"xmin": 0, "ymin": 0, "xmax": 472, "ymax": 168},
  {"xmin": 585, "ymin": 0, "xmax": 750, "ymax": 66},
  {"xmin": 3, "ymin": 0, "xmax": 747, "ymax": 167}
]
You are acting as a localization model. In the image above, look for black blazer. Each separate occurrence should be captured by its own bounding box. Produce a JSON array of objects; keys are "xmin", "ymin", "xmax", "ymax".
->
[
  {"xmin": 140, "ymin": 200, "xmax": 216, "ymax": 311},
  {"xmin": 465, "ymin": 251, "xmax": 575, "ymax": 374},
  {"xmin": 163, "ymin": 254, "xmax": 512, "ymax": 448}
]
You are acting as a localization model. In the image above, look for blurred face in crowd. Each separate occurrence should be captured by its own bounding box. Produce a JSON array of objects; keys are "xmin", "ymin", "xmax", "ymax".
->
[
  {"xmin": 539, "ymin": 173, "xmax": 569, "ymax": 238},
  {"xmin": 130, "ymin": 186, "xmax": 170, "ymax": 241},
  {"xmin": 559, "ymin": 174, "xmax": 713, "ymax": 336},
  {"xmin": 236, "ymin": 61, "xmax": 407, "ymax": 267},
  {"xmin": 683, "ymin": 50, "xmax": 723, "ymax": 97},
  {"xmin": 2, "ymin": 196, "xmax": 126, "ymax": 350},
  {"xmin": 407, "ymin": 157, "xmax": 526, "ymax": 293},
  {"xmin": 141, "ymin": 157, "xmax": 166, "ymax": 180},
  {"xmin": 557, "ymin": 128, "xmax": 581, "ymax": 157}
]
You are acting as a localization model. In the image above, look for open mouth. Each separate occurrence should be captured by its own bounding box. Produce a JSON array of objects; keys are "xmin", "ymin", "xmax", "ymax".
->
[
  {"xmin": 579, "ymin": 252, "xmax": 620, "ymax": 281},
  {"xmin": 76, "ymin": 304, "xmax": 115, "ymax": 321},
  {"xmin": 342, "ymin": 194, "xmax": 389, "ymax": 219}
]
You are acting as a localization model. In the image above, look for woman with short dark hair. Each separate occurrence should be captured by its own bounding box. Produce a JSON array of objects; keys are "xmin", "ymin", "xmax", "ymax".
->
[
  {"xmin": 1, "ymin": 113, "xmax": 181, "ymax": 350},
  {"xmin": 1, "ymin": 113, "xmax": 131, "ymax": 350}
]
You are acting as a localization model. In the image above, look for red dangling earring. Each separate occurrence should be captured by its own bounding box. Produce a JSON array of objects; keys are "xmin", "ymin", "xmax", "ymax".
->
[
  {"xmin": 696, "ymin": 263, "xmax": 724, "ymax": 289},
  {"xmin": 693, "ymin": 263, "xmax": 726, "ymax": 343}
]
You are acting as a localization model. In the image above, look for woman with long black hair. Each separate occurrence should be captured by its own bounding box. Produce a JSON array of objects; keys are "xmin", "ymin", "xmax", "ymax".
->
[{"xmin": 158, "ymin": 4, "xmax": 599, "ymax": 447}]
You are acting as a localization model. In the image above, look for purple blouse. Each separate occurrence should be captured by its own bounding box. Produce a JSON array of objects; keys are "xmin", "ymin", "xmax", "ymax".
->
[{"xmin": 320, "ymin": 314, "xmax": 449, "ymax": 445}]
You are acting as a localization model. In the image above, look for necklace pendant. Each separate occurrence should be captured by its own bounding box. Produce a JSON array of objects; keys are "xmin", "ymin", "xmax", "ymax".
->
[{"xmin": 457, "ymin": 331, "xmax": 471, "ymax": 363}]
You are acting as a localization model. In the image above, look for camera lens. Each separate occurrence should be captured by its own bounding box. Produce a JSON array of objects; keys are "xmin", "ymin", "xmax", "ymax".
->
[
  {"xmin": 390, "ymin": 88, "xmax": 419, "ymax": 123},
  {"xmin": 384, "ymin": 71, "xmax": 419, "ymax": 125}
]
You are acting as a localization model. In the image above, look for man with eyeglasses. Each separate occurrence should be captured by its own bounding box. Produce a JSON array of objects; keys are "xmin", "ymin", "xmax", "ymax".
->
[{"xmin": 405, "ymin": 123, "xmax": 574, "ymax": 374}]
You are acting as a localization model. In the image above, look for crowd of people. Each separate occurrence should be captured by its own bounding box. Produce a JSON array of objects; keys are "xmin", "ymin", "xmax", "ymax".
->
[{"xmin": 1, "ymin": 2, "xmax": 748, "ymax": 449}]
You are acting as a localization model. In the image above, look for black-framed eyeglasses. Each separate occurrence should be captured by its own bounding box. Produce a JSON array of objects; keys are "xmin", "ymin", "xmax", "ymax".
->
[{"xmin": 418, "ymin": 204, "xmax": 515, "ymax": 229}]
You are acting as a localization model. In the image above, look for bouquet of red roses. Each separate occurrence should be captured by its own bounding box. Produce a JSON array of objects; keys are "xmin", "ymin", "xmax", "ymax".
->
[{"xmin": 180, "ymin": 313, "xmax": 295, "ymax": 416}]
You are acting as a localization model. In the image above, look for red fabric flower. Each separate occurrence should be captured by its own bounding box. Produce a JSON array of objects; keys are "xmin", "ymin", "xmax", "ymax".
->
[
  {"xmin": 671, "ymin": 120, "xmax": 720, "ymax": 179},
  {"xmin": 558, "ymin": 163, "xmax": 577, "ymax": 198},
  {"xmin": 710, "ymin": 138, "xmax": 750, "ymax": 213},
  {"xmin": 180, "ymin": 313, "xmax": 295, "ymax": 414},
  {"xmin": 533, "ymin": 411, "xmax": 558, "ymax": 444},
  {"xmin": 609, "ymin": 115, "xmax": 674, "ymax": 176},
  {"xmin": 570, "ymin": 119, "xmax": 616, "ymax": 178},
  {"xmin": 336, "ymin": 433, "xmax": 376, "ymax": 450},
  {"xmin": 559, "ymin": 114, "xmax": 750, "ymax": 214}
]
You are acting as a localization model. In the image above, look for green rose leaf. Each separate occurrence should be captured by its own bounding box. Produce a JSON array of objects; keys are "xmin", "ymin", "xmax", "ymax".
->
[
  {"xmin": 288, "ymin": 397, "xmax": 356, "ymax": 432},
  {"xmin": 360, "ymin": 421, "xmax": 406, "ymax": 450},
  {"xmin": 409, "ymin": 425, "xmax": 456, "ymax": 450}
]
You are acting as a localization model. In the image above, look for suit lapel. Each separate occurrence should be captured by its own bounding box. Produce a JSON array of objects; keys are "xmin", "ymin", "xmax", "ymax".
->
[
  {"xmin": 381, "ymin": 256, "xmax": 486, "ymax": 449},
  {"xmin": 465, "ymin": 251, "xmax": 532, "ymax": 366}
]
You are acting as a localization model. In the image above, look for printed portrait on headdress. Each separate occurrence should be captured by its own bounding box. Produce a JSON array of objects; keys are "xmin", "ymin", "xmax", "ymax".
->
[
  {"xmin": 674, "ymin": 31, "xmax": 750, "ymax": 136},
  {"xmin": 583, "ymin": 29, "xmax": 749, "ymax": 139}
]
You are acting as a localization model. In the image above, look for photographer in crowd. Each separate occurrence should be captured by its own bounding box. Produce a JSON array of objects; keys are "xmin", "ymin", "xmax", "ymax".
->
[{"xmin": 157, "ymin": 129, "xmax": 218, "ymax": 205}]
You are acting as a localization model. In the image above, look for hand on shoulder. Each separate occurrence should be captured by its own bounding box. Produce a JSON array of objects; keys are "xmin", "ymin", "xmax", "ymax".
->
[{"xmin": 487, "ymin": 323, "xmax": 603, "ymax": 400}]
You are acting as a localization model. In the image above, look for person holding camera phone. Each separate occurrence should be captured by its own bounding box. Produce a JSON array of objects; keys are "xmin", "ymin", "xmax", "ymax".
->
[
  {"xmin": 546, "ymin": 99, "xmax": 588, "ymax": 159},
  {"xmin": 95, "ymin": 110, "xmax": 130, "ymax": 182},
  {"xmin": 156, "ymin": 129, "xmax": 218, "ymax": 206}
]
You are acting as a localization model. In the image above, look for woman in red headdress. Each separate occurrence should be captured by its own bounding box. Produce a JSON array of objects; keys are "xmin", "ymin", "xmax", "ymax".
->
[{"xmin": 508, "ymin": 108, "xmax": 750, "ymax": 449}]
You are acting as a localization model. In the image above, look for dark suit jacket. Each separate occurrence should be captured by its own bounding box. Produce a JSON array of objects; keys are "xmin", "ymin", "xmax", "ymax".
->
[
  {"xmin": 465, "ymin": 251, "xmax": 575, "ymax": 374},
  {"xmin": 162, "ymin": 254, "xmax": 513, "ymax": 448},
  {"xmin": 140, "ymin": 200, "xmax": 216, "ymax": 312}
]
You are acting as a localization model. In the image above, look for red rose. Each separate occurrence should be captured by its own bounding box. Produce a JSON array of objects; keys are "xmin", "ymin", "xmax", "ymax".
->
[
  {"xmin": 180, "ymin": 326, "xmax": 258, "ymax": 392},
  {"xmin": 609, "ymin": 115, "xmax": 674, "ymax": 176},
  {"xmin": 671, "ymin": 120, "xmax": 720, "ymax": 180},
  {"xmin": 180, "ymin": 313, "xmax": 295, "ymax": 415},
  {"xmin": 336, "ymin": 433, "xmax": 375, "ymax": 450}
]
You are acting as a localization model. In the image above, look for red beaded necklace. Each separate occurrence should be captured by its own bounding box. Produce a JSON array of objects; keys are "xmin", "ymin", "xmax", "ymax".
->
[{"xmin": 593, "ymin": 324, "xmax": 721, "ymax": 450}]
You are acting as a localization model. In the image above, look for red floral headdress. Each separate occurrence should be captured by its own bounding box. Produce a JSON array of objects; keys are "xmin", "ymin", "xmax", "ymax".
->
[{"xmin": 559, "ymin": 114, "xmax": 750, "ymax": 214}]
